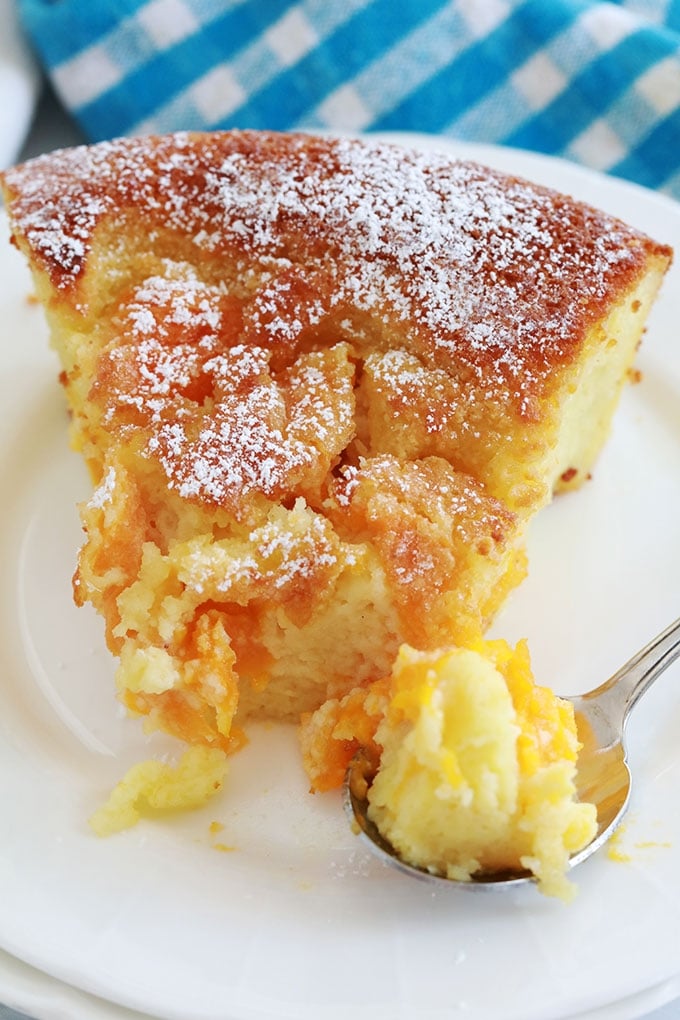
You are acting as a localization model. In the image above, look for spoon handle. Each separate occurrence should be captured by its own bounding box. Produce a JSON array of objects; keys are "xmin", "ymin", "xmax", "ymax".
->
[{"xmin": 586, "ymin": 615, "xmax": 680, "ymax": 732}]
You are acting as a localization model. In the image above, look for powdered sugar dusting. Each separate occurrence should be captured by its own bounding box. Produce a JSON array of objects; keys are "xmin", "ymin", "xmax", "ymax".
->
[
  {"xmin": 5, "ymin": 132, "xmax": 647, "ymax": 352},
  {"xmin": 87, "ymin": 464, "xmax": 116, "ymax": 510},
  {"xmin": 147, "ymin": 390, "xmax": 312, "ymax": 505},
  {"xmin": 132, "ymin": 339, "xmax": 354, "ymax": 513},
  {"xmin": 174, "ymin": 506, "xmax": 340, "ymax": 600},
  {"xmin": 2, "ymin": 131, "xmax": 661, "ymax": 512},
  {"xmin": 251, "ymin": 515, "xmax": 338, "ymax": 590}
]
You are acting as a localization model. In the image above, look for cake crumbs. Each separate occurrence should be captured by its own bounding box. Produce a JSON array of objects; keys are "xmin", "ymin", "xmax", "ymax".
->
[
  {"xmin": 607, "ymin": 820, "xmax": 672, "ymax": 864},
  {"xmin": 89, "ymin": 746, "xmax": 228, "ymax": 836}
]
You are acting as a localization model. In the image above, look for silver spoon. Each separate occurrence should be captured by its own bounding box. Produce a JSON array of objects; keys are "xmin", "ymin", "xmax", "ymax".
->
[{"xmin": 344, "ymin": 616, "xmax": 680, "ymax": 890}]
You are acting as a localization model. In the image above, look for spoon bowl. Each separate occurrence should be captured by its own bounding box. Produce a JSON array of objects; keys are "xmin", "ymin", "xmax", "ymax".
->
[{"xmin": 344, "ymin": 616, "xmax": 680, "ymax": 890}]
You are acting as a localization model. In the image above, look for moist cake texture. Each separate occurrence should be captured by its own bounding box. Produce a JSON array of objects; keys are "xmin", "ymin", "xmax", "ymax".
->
[
  {"xmin": 1, "ymin": 131, "xmax": 672, "ymax": 761},
  {"xmin": 309, "ymin": 639, "xmax": 597, "ymax": 899}
]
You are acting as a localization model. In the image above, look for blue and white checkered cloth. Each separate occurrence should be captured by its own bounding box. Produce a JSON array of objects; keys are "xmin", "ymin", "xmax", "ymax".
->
[{"xmin": 16, "ymin": 0, "xmax": 680, "ymax": 198}]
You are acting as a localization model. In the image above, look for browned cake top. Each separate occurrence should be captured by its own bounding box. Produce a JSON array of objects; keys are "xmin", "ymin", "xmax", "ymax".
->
[
  {"xmin": 1, "ymin": 131, "xmax": 671, "ymax": 517},
  {"xmin": 4, "ymin": 131, "xmax": 668, "ymax": 356}
]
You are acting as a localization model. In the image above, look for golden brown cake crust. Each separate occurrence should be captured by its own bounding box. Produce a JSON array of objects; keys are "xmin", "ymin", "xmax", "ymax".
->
[{"xmin": 3, "ymin": 130, "xmax": 671, "ymax": 402}]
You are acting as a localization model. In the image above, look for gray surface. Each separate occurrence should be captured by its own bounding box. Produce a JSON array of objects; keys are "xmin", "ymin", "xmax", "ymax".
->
[{"xmin": 17, "ymin": 79, "xmax": 85, "ymax": 160}]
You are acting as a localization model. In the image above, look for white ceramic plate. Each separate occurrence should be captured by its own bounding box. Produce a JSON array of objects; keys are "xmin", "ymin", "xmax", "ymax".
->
[{"xmin": 1, "ymin": 139, "xmax": 680, "ymax": 1020}]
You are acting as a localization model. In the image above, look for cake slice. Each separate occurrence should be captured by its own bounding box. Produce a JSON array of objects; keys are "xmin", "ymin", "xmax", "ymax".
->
[{"xmin": 1, "ymin": 131, "xmax": 671, "ymax": 755}]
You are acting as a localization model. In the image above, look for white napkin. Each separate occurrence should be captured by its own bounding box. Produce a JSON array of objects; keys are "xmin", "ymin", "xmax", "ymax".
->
[{"xmin": 0, "ymin": 0, "xmax": 40, "ymax": 169}]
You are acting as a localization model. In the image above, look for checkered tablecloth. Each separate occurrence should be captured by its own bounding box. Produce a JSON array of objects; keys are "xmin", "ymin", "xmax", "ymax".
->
[{"xmin": 14, "ymin": 0, "xmax": 680, "ymax": 199}]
